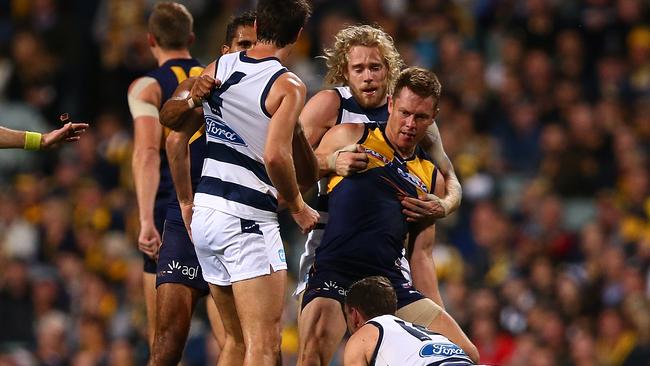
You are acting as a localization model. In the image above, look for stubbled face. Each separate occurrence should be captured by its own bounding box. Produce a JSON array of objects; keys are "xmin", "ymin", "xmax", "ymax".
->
[
  {"xmin": 223, "ymin": 25, "xmax": 256, "ymax": 54},
  {"xmin": 386, "ymin": 87, "xmax": 437, "ymax": 157},
  {"xmin": 345, "ymin": 45, "xmax": 388, "ymax": 109}
]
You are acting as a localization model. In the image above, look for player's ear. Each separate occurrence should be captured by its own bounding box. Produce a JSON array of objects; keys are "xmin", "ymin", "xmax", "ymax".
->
[
  {"xmin": 387, "ymin": 95, "xmax": 394, "ymax": 111},
  {"xmin": 221, "ymin": 45, "xmax": 230, "ymax": 55},
  {"xmin": 147, "ymin": 33, "xmax": 157, "ymax": 48},
  {"xmin": 188, "ymin": 32, "xmax": 196, "ymax": 46}
]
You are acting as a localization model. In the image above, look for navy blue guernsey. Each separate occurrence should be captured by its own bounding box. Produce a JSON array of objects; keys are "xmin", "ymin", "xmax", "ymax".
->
[
  {"xmin": 145, "ymin": 58, "xmax": 204, "ymax": 226},
  {"xmin": 314, "ymin": 124, "xmax": 438, "ymax": 281}
]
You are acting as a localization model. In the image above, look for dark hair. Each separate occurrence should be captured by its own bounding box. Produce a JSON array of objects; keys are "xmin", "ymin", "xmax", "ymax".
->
[
  {"xmin": 148, "ymin": 2, "xmax": 193, "ymax": 50},
  {"xmin": 393, "ymin": 67, "xmax": 442, "ymax": 103},
  {"xmin": 256, "ymin": 0, "xmax": 311, "ymax": 48},
  {"xmin": 225, "ymin": 11, "xmax": 256, "ymax": 47},
  {"xmin": 345, "ymin": 276, "xmax": 397, "ymax": 319}
]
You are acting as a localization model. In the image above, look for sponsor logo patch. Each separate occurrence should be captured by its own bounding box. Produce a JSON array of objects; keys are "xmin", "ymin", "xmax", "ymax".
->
[
  {"xmin": 162, "ymin": 260, "xmax": 201, "ymax": 280},
  {"xmin": 205, "ymin": 116, "xmax": 246, "ymax": 146},
  {"xmin": 419, "ymin": 343, "xmax": 466, "ymax": 358}
]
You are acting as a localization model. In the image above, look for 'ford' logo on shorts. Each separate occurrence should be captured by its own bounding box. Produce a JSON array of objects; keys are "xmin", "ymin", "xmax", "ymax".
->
[
  {"xmin": 419, "ymin": 343, "xmax": 466, "ymax": 358},
  {"xmin": 205, "ymin": 116, "xmax": 246, "ymax": 146}
]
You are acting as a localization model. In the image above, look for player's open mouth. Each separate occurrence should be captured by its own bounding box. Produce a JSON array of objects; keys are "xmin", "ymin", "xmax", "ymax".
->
[{"xmin": 361, "ymin": 88, "xmax": 377, "ymax": 97}]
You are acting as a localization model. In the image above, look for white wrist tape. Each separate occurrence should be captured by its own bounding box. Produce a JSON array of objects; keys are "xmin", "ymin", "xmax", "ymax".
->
[{"xmin": 327, "ymin": 144, "xmax": 359, "ymax": 174}]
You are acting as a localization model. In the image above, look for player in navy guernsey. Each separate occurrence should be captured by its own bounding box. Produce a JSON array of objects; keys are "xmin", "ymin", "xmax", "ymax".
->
[
  {"xmin": 343, "ymin": 276, "xmax": 478, "ymax": 366},
  {"xmin": 128, "ymin": 2, "xmax": 202, "ymax": 350},
  {"xmin": 296, "ymin": 25, "xmax": 463, "ymax": 366},
  {"xmin": 299, "ymin": 68, "xmax": 478, "ymax": 366},
  {"xmin": 294, "ymin": 24, "xmax": 462, "ymax": 302},
  {"xmin": 148, "ymin": 11, "xmax": 257, "ymax": 366}
]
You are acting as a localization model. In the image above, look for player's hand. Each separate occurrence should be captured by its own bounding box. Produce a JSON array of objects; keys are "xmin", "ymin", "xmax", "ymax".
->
[
  {"xmin": 42, "ymin": 114, "xmax": 88, "ymax": 148},
  {"xmin": 290, "ymin": 200, "xmax": 319, "ymax": 234},
  {"xmin": 401, "ymin": 194, "xmax": 448, "ymax": 222},
  {"xmin": 180, "ymin": 201, "xmax": 194, "ymax": 241},
  {"xmin": 331, "ymin": 144, "xmax": 368, "ymax": 176},
  {"xmin": 138, "ymin": 221, "xmax": 162, "ymax": 260},
  {"xmin": 189, "ymin": 74, "xmax": 218, "ymax": 106}
]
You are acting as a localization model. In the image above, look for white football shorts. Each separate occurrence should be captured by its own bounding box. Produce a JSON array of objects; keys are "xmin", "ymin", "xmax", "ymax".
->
[{"xmin": 191, "ymin": 206, "xmax": 287, "ymax": 286}]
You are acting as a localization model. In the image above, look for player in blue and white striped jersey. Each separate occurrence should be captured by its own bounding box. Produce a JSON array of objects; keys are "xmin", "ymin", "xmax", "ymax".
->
[
  {"xmin": 166, "ymin": 1, "xmax": 317, "ymax": 365},
  {"xmin": 344, "ymin": 276, "xmax": 479, "ymax": 366}
]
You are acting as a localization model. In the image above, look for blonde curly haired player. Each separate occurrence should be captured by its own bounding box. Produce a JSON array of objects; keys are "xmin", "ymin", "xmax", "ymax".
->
[
  {"xmin": 323, "ymin": 24, "xmax": 404, "ymax": 98},
  {"xmin": 296, "ymin": 25, "xmax": 465, "ymax": 366}
]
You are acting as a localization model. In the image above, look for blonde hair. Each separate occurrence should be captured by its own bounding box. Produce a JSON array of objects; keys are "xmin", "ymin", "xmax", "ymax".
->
[{"xmin": 324, "ymin": 25, "xmax": 403, "ymax": 92}]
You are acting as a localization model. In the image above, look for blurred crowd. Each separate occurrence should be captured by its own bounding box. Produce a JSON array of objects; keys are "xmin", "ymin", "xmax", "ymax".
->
[{"xmin": 1, "ymin": 0, "xmax": 649, "ymax": 365}]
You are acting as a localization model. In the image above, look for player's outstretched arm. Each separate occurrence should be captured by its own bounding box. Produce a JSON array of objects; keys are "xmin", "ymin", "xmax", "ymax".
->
[
  {"xmin": 343, "ymin": 325, "xmax": 378, "ymax": 366},
  {"xmin": 264, "ymin": 73, "xmax": 319, "ymax": 234},
  {"xmin": 0, "ymin": 117, "xmax": 88, "ymax": 150},
  {"xmin": 129, "ymin": 76, "xmax": 163, "ymax": 259},
  {"xmin": 166, "ymin": 113, "xmax": 203, "ymax": 237}
]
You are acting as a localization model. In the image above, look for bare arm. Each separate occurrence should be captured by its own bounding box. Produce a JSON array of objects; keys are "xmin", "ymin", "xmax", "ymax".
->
[
  {"xmin": 264, "ymin": 73, "xmax": 319, "ymax": 233},
  {"xmin": 417, "ymin": 123, "xmax": 462, "ymax": 217},
  {"xmin": 292, "ymin": 121, "xmax": 319, "ymax": 191},
  {"xmin": 343, "ymin": 325, "xmax": 378, "ymax": 366},
  {"xmin": 160, "ymin": 78, "xmax": 197, "ymax": 130},
  {"xmin": 428, "ymin": 311, "xmax": 480, "ymax": 363},
  {"xmin": 426, "ymin": 123, "xmax": 461, "ymax": 214},
  {"xmin": 166, "ymin": 113, "xmax": 203, "ymax": 235},
  {"xmin": 0, "ymin": 122, "xmax": 88, "ymax": 149},
  {"xmin": 129, "ymin": 76, "xmax": 163, "ymax": 258},
  {"xmin": 299, "ymin": 89, "xmax": 369, "ymax": 179},
  {"xmin": 161, "ymin": 62, "xmax": 217, "ymax": 131},
  {"xmin": 313, "ymin": 123, "xmax": 366, "ymax": 179},
  {"xmin": 408, "ymin": 169, "xmax": 445, "ymax": 308},
  {"xmin": 300, "ymin": 89, "xmax": 340, "ymax": 147},
  {"xmin": 0, "ymin": 127, "xmax": 31, "ymax": 149}
]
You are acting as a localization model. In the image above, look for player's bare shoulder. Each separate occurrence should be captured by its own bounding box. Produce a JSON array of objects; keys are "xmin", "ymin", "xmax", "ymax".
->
[
  {"xmin": 302, "ymin": 89, "xmax": 340, "ymax": 124},
  {"xmin": 264, "ymin": 71, "xmax": 306, "ymax": 116}
]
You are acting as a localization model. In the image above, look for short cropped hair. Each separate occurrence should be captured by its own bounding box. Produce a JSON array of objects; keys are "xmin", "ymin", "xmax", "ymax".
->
[
  {"xmin": 324, "ymin": 25, "xmax": 404, "ymax": 92},
  {"xmin": 256, "ymin": 0, "xmax": 311, "ymax": 48},
  {"xmin": 345, "ymin": 276, "xmax": 397, "ymax": 319},
  {"xmin": 225, "ymin": 11, "xmax": 256, "ymax": 47},
  {"xmin": 394, "ymin": 67, "xmax": 442, "ymax": 104},
  {"xmin": 148, "ymin": 2, "xmax": 193, "ymax": 50}
]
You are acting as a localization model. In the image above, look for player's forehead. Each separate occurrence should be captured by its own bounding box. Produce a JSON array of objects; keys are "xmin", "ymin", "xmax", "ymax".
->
[
  {"xmin": 394, "ymin": 88, "xmax": 436, "ymax": 113},
  {"xmin": 346, "ymin": 45, "xmax": 384, "ymax": 67},
  {"xmin": 233, "ymin": 24, "xmax": 256, "ymax": 42}
]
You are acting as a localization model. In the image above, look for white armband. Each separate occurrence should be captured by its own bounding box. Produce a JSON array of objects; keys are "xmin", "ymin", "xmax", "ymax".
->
[{"xmin": 128, "ymin": 77, "xmax": 160, "ymax": 119}]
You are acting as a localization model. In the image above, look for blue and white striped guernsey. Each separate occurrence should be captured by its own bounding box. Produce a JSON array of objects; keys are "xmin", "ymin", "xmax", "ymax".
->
[{"xmin": 194, "ymin": 51, "xmax": 287, "ymax": 222}]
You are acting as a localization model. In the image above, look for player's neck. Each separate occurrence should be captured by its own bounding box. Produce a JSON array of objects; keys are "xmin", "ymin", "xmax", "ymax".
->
[
  {"xmin": 156, "ymin": 49, "xmax": 192, "ymax": 66},
  {"xmin": 246, "ymin": 42, "xmax": 292, "ymax": 63},
  {"xmin": 385, "ymin": 128, "xmax": 415, "ymax": 159}
]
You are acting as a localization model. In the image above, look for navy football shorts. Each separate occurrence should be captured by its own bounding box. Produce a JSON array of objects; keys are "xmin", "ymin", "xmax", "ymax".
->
[
  {"xmin": 301, "ymin": 266, "xmax": 424, "ymax": 310},
  {"xmin": 156, "ymin": 219, "xmax": 209, "ymax": 295}
]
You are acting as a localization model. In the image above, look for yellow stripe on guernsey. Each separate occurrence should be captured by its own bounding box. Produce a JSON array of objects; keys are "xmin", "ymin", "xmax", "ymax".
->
[
  {"xmin": 163, "ymin": 65, "xmax": 205, "ymax": 142},
  {"xmin": 328, "ymin": 125, "xmax": 436, "ymax": 195},
  {"xmin": 189, "ymin": 125, "xmax": 205, "ymax": 144}
]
